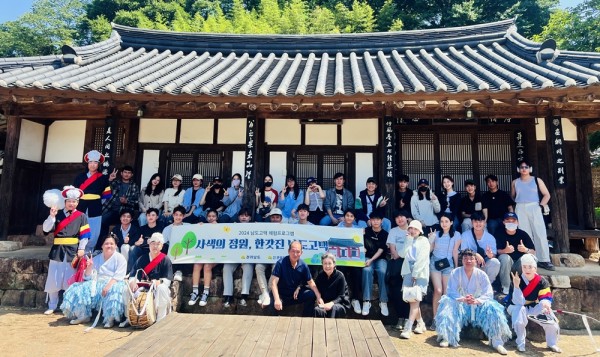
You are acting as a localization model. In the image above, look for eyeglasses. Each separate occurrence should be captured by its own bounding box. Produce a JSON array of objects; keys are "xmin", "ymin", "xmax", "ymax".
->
[{"xmin": 519, "ymin": 165, "xmax": 529, "ymax": 169}]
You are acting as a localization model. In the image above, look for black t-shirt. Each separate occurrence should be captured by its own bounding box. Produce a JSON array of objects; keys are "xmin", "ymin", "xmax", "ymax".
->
[
  {"xmin": 363, "ymin": 227, "xmax": 388, "ymax": 259},
  {"xmin": 138, "ymin": 223, "xmax": 164, "ymax": 250},
  {"xmin": 460, "ymin": 193, "xmax": 482, "ymax": 216},
  {"xmin": 481, "ymin": 190, "xmax": 515, "ymax": 220},
  {"xmin": 494, "ymin": 228, "xmax": 535, "ymax": 261}
]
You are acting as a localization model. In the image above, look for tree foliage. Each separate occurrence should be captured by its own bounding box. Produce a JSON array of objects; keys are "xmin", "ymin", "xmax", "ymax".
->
[
  {"xmin": 533, "ymin": 0, "xmax": 600, "ymax": 52},
  {"xmin": 1, "ymin": 0, "xmax": 596, "ymax": 57}
]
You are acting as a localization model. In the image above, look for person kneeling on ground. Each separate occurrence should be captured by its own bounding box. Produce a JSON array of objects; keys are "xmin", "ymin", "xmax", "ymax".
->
[
  {"xmin": 271, "ymin": 241, "xmax": 323, "ymax": 317},
  {"xmin": 506, "ymin": 254, "xmax": 561, "ymax": 353},
  {"xmin": 121, "ymin": 232, "xmax": 173, "ymax": 328},
  {"xmin": 61, "ymin": 234, "xmax": 127, "ymax": 328},
  {"xmin": 435, "ymin": 249, "xmax": 512, "ymax": 355},
  {"xmin": 314, "ymin": 253, "xmax": 350, "ymax": 318}
]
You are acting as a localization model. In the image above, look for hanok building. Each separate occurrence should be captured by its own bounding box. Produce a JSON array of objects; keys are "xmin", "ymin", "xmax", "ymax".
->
[{"xmin": 1, "ymin": 19, "xmax": 599, "ymax": 252}]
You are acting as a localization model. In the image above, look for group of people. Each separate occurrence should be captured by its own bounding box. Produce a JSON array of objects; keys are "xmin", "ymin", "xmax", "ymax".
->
[{"xmin": 40, "ymin": 150, "xmax": 560, "ymax": 353}]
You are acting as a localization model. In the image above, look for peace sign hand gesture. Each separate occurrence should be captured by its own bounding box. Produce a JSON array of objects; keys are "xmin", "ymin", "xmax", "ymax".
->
[
  {"xmin": 510, "ymin": 271, "xmax": 521, "ymax": 289},
  {"xmin": 108, "ymin": 168, "xmax": 118, "ymax": 181}
]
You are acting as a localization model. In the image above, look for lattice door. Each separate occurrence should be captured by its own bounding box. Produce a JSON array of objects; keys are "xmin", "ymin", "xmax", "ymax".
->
[
  {"xmin": 165, "ymin": 151, "xmax": 224, "ymax": 187},
  {"xmin": 399, "ymin": 133, "xmax": 436, "ymax": 188},
  {"xmin": 477, "ymin": 133, "xmax": 512, "ymax": 191},
  {"xmin": 439, "ymin": 133, "xmax": 473, "ymax": 194},
  {"xmin": 293, "ymin": 153, "xmax": 348, "ymax": 190}
]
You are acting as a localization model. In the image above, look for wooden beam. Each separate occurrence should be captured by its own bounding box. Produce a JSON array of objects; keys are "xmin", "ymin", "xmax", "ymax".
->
[{"xmin": 0, "ymin": 108, "xmax": 22, "ymax": 240}]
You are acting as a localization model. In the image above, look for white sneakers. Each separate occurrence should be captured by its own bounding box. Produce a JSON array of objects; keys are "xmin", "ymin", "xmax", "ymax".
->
[
  {"xmin": 69, "ymin": 316, "xmax": 91, "ymax": 325},
  {"xmin": 439, "ymin": 339, "xmax": 449, "ymax": 347},
  {"xmin": 351, "ymin": 299, "xmax": 361, "ymax": 314},
  {"xmin": 43, "ymin": 309, "xmax": 55, "ymax": 315},
  {"xmin": 119, "ymin": 320, "xmax": 130, "ymax": 328},
  {"xmin": 104, "ymin": 317, "xmax": 115, "ymax": 328},
  {"xmin": 496, "ymin": 345, "xmax": 508, "ymax": 355},
  {"xmin": 361, "ymin": 301, "xmax": 372, "ymax": 316},
  {"xmin": 173, "ymin": 270, "xmax": 183, "ymax": 282},
  {"xmin": 257, "ymin": 292, "xmax": 270, "ymax": 307},
  {"xmin": 549, "ymin": 345, "xmax": 562, "ymax": 353},
  {"xmin": 413, "ymin": 321, "xmax": 426, "ymax": 334},
  {"xmin": 400, "ymin": 321, "xmax": 412, "ymax": 339},
  {"xmin": 380, "ymin": 302, "xmax": 389, "ymax": 317},
  {"xmin": 502, "ymin": 286, "xmax": 510, "ymax": 295}
]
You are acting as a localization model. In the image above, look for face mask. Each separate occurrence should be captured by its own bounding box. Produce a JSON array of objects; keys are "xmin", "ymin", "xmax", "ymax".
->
[
  {"xmin": 418, "ymin": 186, "xmax": 428, "ymax": 193},
  {"xmin": 264, "ymin": 182, "xmax": 273, "ymax": 187},
  {"xmin": 505, "ymin": 223, "xmax": 518, "ymax": 231},
  {"xmin": 213, "ymin": 184, "xmax": 222, "ymax": 189},
  {"xmin": 232, "ymin": 179, "xmax": 241, "ymax": 186}
]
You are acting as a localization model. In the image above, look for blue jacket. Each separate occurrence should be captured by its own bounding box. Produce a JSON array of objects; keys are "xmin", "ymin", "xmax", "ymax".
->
[
  {"xmin": 279, "ymin": 189, "xmax": 305, "ymax": 218},
  {"xmin": 222, "ymin": 186, "xmax": 244, "ymax": 217},
  {"xmin": 182, "ymin": 187, "xmax": 205, "ymax": 217},
  {"xmin": 324, "ymin": 188, "xmax": 354, "ymax": 214}
]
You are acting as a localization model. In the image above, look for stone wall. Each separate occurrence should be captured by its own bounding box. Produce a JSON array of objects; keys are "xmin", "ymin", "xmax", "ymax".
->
[{"xmin": 0, "ymin": 258, "xmax": 48, "ymax": 309}]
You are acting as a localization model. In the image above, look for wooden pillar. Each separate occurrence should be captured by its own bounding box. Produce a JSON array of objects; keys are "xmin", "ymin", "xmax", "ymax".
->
[
  {"xmin": 545, "ymin": 116, "xmax": 569, "ymax": 253},
  {"xmin": 577, "ymin": 122, "xmax": 596, "ymax": 229},
  {"xmin": 0, "ymin": 108, "xmax": 22, "ymax": 240}
]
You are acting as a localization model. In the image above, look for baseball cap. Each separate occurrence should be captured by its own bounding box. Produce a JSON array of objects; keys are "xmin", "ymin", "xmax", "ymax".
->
[
  {"xmin": 268, "ymin": 208, "xmax": 283, "ymax": 216},
  {"xmin": 418, "ymin": 178, "xmax": 429, "ymax": 186},
  {"xmin": 171, "ymin": 174, "xmax": 183, "ymax": 181},
  {"xmin": 306, "ymin": 177, "xmax": 317, "ymax": 185},
  {"xmin": 504, "ymin": 212, "xmax": 519, "ymax": 220},
  {"xmin": 366, "ymin": 177, "xmax": 377, "ymax": 184},
  {"xmin": 213, "ymin": 176, "xmax": 222, "ymax": 182},
  {"xmin": 192, "ymin": 174, "xmax": 203, "ymax": 181}
]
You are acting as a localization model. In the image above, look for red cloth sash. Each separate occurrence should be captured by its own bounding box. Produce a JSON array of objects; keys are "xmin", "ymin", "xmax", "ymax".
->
[
  {"xmin": 522, "ymin": 273, "xmax": 541, "ymax": 297},
  {"xmin": 143, "ymin": 253, "xmax": 166, "ymax": 276},
  {"xmin": 79, "ymin": 172, "xmax": 103, "ymax": 191},
  {"xmin": 54, "ymin": 210, "xmax": 82, "ymax": 238}
]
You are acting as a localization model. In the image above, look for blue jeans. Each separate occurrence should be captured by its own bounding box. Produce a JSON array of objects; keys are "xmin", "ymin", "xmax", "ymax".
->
[
  {"xmin": 362, "ymin": 258, "xmax": 387, "ymax": 302},
  {"xmin": 320, "ymin": 214, "xmax": 343, "ymax": 226}
]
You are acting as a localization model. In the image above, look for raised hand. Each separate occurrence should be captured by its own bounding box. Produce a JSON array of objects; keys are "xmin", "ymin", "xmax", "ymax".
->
[
  {"xmin": 49, "ymin": 206, "xmax": 58, "ymax": 217},
  {"xmin": 135, "ymin": 235, "xmax": 144, "ymax": 246},
  {"xmin": 379, "ymin": 196, "xmax": 389, "ymax": 207},
  {"xmin": 505, "ymin": 241, "xmax": 515, "ymax": 254},
  {"xmin": 511, "ymin": 271, "xmax": 520, "ymax": 288},
  {"xmin": 485, "ymin": 245, "xmax": 494, "ymax": 258},
  {"xmin": 517, "ymin": 240, "xmax": 528, "ymax": 253},
  {"xmin": 109, "ymin": 168, "xmax": 118, "ymax": 181}
]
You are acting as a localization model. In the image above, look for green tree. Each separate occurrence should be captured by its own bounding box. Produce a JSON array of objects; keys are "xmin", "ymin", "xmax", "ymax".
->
[
  {"xmin": 0, "ymin": 0, "xmax": 88, "ymax": 57},
  {"xmin": 170, "ymin": 242, "xmax": 184, "ymax": 258},
  {"xmin": 307, "ymin": 6, "xmax": 338, "ymax": 33},
  {"xmin": 280, "ymin": 0, "xmax": 309, "ymax": 34},
  {"xmin": 533, "ymin": 0, "xmax": 600, "ymax": 52},
  {"xmin": 181, "ymin": 231, "xmax": 198, "ymax": 254}
]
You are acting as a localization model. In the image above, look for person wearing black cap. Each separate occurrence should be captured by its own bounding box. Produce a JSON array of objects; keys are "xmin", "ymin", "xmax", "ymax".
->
[
  {"xmin": 495, "ymin": 212, "xmax": 536, "ymax": 294},
  {"xmin": 357, "ymin": 177, "xmax": 391, "ymax": 231},
  {"xmin": 460, "ymin": 179, "xmax": 483, "ymax": 233},
  {"xmin": 395, "ymin": 175, "xmax": 414, "ymax": 219},
  {"xmin": 320, "ymin": 172, "xmax": 356, "ymax": 226},
  {"xmin": 304, "ymin": 177, "xmax": 325, "ymax": 225},
  {"xmin": 481, "ymin": 174, "xmax": 515, "ymax": 236},
  {"xmin": 460, "ymin": 212, "xmax": 501, "ymax": 286},
  {"xmin": 410, "ymin": 178, "xmax": 440, "ymax": 233}
]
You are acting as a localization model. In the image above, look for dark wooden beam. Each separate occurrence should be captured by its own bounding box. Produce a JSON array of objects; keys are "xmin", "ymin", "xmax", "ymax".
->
[
  {"xmin": 0, "ymin": 106, "xmax": 22, "ymax": 240},
  {"xmin": 577, "ymin": 122, "xmax": 596, "ymax": 229}
]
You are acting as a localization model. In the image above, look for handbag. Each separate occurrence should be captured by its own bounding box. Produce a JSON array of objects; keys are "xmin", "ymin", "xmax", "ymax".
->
[
  {"xmin": 434, "ymin": 232, "xmax": 453, "ymax": 271},
  {"xmin": 402, "ymin": 284, "xmax": 422, "ymax": 303}
]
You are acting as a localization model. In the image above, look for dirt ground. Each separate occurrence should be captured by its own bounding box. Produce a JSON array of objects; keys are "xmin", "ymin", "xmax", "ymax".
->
[{"xmin": 1, "ymin": 308, "xmax": 599, "ymax": 356}]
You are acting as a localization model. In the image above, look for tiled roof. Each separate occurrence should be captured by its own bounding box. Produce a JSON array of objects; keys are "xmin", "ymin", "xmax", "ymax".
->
[{"xmin": 0, "ymin": 19, "xmax": 599, "ymax": 98}]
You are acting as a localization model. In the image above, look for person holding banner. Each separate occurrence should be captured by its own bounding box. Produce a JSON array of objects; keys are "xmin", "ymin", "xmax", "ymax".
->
[
  {"xmin": 271, "ymin": 241, "xmax": 323, "ymax": 317},
  {"xmin": 121, "ymin": 232, "xmax": 173, "ymax": 327},
  {"xmin": 222, "ymin": 208, "xmax": 255, "ymax": 307},
  {"xmin": 42, "ymin": 186, "xmax": 90, "ymax": 315},
  {"xmin": 188, "ymin": 210, "xmax": 218, "ymax": 307},
  {"xmin": 74, "ymin": 150, "xmax": 116, "ymax": 251},
  {"xmin": 505, "ymin": 254, "xmax": 561, "ymax": 353}
]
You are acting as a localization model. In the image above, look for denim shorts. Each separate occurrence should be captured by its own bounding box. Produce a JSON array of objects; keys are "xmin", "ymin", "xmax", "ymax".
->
[{"xmin": 429, "ymin": 254, "xmax": 454, "ymax": 276}]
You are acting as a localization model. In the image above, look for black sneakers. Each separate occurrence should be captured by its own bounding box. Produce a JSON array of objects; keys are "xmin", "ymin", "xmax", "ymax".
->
[{"xmin": 538, "ymin": 262, "xmax": 556, "ymax": 271}]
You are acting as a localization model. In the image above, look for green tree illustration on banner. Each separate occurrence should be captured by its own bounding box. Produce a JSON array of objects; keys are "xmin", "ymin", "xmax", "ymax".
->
[
  {"xmin": 170, "ymin": 242, "xmax": 183, "ymax": 259},
  {"xmin": 181, "ymin": 231, "xmax": 197, "ymax": 254}
]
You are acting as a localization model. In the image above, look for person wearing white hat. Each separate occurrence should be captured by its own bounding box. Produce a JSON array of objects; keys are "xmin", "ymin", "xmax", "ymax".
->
[
  {"xmin": 74, "ymin": 150, "xmax": 117, "ymax": 251},
  {"xmin": 121, "ymin": 232, "xmax": 173, "ymax": 327},
  {"xmin": 399, "ymin": 220, "xmax": 430, "ymax": 339},
  {"xmin": 181, "ymin": 174, "xmax": 205, "ymax": 223},
  {"xmin": 41, "ymin": 186, "xmax": 90, "ymax": 315},
  {"xmin": 161, "ymin": 174, "xmax": 186, "ymax": 225},
  {"xmin": 506, "ymin": 254, "xmax": 561, "ymax": 353}
]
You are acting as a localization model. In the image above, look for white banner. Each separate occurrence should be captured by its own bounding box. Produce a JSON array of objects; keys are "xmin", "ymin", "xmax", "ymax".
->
[{"xmin": 168, "ymin": 223, "xmax": 366, "ymax": 267}]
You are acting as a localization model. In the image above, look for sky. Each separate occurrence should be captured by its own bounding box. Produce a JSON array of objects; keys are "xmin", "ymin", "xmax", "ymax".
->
[{"xmin": 0, "ymin": 0, "xmax": 588, "ymax": 24}]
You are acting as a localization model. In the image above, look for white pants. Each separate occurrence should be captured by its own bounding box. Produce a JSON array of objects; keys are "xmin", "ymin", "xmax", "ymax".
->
[
  {"xmin": 45, "ymin": 258, "xmax": 75, "ymax": 310},
  {"xmin": 482, "ymin": 257, "xmax": 501, "ymax": 283},
  {"xmin": 223, "ymin": 263, "xmax": 254, "ymax": 296},
  {"xmin": 255, "ymin": 264, "xmax": 274, "ymax": 295},
  {"xmin": 507, "ymin": 303, "xmax": 560, "ymax": 349},
  {"xmin": 515, "ymin": 202, "xmax": 550, "ymax": 262}
]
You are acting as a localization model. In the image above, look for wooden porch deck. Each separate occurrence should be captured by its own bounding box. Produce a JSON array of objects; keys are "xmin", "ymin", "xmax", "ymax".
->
[{"xmin": 107, "ymin": 313, "xmax": 400, "ymax": 357}]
